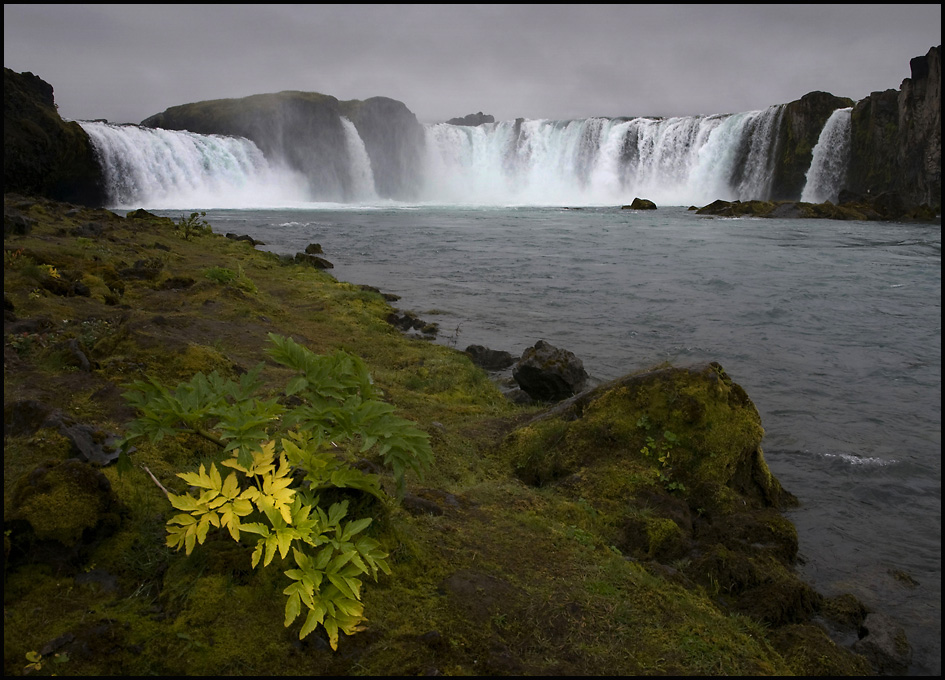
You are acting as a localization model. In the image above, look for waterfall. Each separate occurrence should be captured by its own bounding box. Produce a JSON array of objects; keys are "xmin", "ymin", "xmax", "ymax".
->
[
  {"xmin": 800, "ymin": 107, "xmax": 853, "ymax": 204},
  {"xmin": 339, "ymin": 117, "xmax": 378, "ymax": 201},
  {"xmin": 81, "ymin": 105, "xmax": 792, "ymax": 209},
  {"xmin": 421, "ymin": 105, "xmax": 786, "ymax": 206},
  {"xmin": 79, "ymin": 121, "xmax": 310, "ymax": 209}
]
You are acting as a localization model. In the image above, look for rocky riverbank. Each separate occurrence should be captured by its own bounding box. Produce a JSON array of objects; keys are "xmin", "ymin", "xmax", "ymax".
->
[{"xmin": 4, "ymin": 194, "xmax": 908, "ymax": 675}]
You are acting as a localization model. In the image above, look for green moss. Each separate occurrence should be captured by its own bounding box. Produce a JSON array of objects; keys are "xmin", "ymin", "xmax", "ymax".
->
[
  {"xmin": 2, "ymin": 195, "xmax": 863, "ymax": 676},
  {"xmin": 645, "ymin": 516, "xmax": 686, "ymax": 559},
  {"xmin": 10, "ymin": 460, "xmax": 114, "ymax": 546}
]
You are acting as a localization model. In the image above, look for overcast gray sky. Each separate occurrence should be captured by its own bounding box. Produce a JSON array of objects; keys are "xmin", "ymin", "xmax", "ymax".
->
[{"xmin": 4, "ymin": 4, "xmax": 941, "ymax": 125}]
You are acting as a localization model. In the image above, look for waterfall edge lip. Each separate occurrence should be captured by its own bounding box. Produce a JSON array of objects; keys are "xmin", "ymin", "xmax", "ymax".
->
[{"xmin": 79, "ymin": 108, "xmax": 812, "ymax": 209}]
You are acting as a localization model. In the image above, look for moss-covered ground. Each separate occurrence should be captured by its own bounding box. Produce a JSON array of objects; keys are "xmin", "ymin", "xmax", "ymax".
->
[{"xmin": 3, "ymin": 194, "xmax": 871, "ymax": 675}]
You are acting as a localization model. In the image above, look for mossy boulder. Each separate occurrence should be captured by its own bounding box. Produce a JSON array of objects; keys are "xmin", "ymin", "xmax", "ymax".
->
[
  {"xmin": 8, "ymin": 459, "xmax": 121, "ymax": 553},
  {"xmin": 505, "ymin": 363, "xmax": 781, "ymax": 505},
  {"xmin": 3, "ymin": 68, "xmax": 105, "ymax": 206},
  {"xmin": 499, "ymin": 363, "xmax": 828, "ymax": 631},
  {"xmin": 696, "ymin": 199, "xmax": 778, "ymax": 217}
]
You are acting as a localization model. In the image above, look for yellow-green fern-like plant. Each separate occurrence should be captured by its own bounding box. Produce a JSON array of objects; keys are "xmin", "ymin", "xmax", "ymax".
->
[{"xmin": 120, "ymin": 334, "xmax": 433, "ymax": 649}]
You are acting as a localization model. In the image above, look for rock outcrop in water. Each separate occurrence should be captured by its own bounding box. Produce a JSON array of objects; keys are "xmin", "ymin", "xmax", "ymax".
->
[
  {"xmin": 140, "ymin": 91, "xmax": 426, "ymax": 202},
  {"xmin": 3, "ymin": 68, "xmax": 105, "ymax": 206}
]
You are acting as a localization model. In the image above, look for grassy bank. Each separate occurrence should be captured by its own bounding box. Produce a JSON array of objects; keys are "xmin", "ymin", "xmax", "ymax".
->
[{"xmin": 3, "ymin": 194, "xmax": 870, "ymax": 675}]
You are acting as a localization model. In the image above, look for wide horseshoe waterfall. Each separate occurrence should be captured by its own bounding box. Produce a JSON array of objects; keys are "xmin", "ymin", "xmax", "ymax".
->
[{"xmin": 79, "ymin": 103, "xmax": 827, "ymax": 209}]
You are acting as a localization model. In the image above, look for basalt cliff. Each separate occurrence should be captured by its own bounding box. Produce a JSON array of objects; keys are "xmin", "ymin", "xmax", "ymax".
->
[{"xmin": 140, "ymin": 92, "xmax": 426, "ymax": 202}]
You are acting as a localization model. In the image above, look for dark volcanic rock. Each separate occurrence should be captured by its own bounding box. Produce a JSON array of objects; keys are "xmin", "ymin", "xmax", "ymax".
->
[
  {"xmin": 3, "ymin": 69, "xmax": 106, "ymax": 206},
  {"xmin": 446, "ymin": 111, "xmax": 495, "ymax": 126},
  {"xmin": 143, "ymin": 92, "xmax": 428, "ymax": 202},
  {"xmin": 623, "ymin": 197, "xmax": 657, "ymax": 210},
  {"xmin": 294, "ymin": 252, "xmax": 333, "ymax": 269},
  {"xmin": 513, "ymin": 340, "xmax": 589, "ymax": 402},
  {"xmin": 225, "ymin": 233, "xmax": 264, "ymax": 246},
  {"xmin": 769, "ymin": 91, "xmax": 856, "ymax": 201},
  {"xmin": 853, "ymin": 612, "xmax": 913, "ymax": 675},
  {"xmin": 848, "ymin": 45, "xmax": 941, "ymax": 211},
  {"xmin": 464, "ymin": 344, "xmax": 515, "ymax": 371}
]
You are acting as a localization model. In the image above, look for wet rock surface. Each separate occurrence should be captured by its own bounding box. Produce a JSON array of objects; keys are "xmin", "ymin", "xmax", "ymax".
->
[{"xmin": 512, "ymin": 339, "xmax": 589, "ymax": 402}]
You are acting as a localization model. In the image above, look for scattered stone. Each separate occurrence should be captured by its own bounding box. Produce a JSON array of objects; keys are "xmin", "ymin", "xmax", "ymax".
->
[
  {"xmin": 126, "ymin": 208, "xmax": 159, "ymax": 220},
  {"xmin": 69, "ymin": 222, "xmax": 104, "ymax": 238},
  {"xmin": 888, "ymin": 568, "xmax": 920, "ymax": 587},
  {"xmin": 225, "ymin": 233, "xmax": 265, "ymax": 246},
  {"xmin": 402, "ymin": 494, "xmax": 444, "ymax": 516},
  {"xmin": 623, "ymin": 197, "xmax": 657, "ymax": 210},
  {"xmin": 512, "ymin": 340, "xmax": 589, "ymax": 402},
  {"xmin": 40, "ymin": 632, "xmax": 76, "ymax": 656},
  {"xmin": 4, "ymin": 294, "xmax": 16, "ymax": 321},
  {"xmin": 118, "ymin": 257, "xmax": 163, "ymax": 280},
  {"xmin": 64, "ymin": 338, "xmax": 92, "ymax": 371},
  {"xmin": 294, "ymin": 252, "xmax": 333, "ymax": 269},
  {"xmin": 4, "ymin": 208, "xmax": 37, "ymax": 236},
  {"xmin": 387, "ymin": 311, "xmax": 437, "ymax": 336},
  {"xmin": 853, "ymin": 612, "xmax": 913, "ymax": 675},
  {"xmin": 464, "ymin": 344, "xmax": 515, "ymax": 371},
  {"xmin": 4, "ymin": 399, "xmax": 57, "ymax": 437},
  {"xmin": 304, "ymin": 242, "xmax": 323, "ymax": 254},
  {"xmin": 74, "ymin": 568, "xmax": 118, "ymax": 593},
  {"xmin": 158, "ymin": 276, "xmax": 196, "ymax": 290},
  {"xmin": 357, "ymin": 284, "xmax": 400, "ymax": 302},
  {"xmin": 3, "ymin": 399, "xmax": 123, "ymax": 465}
]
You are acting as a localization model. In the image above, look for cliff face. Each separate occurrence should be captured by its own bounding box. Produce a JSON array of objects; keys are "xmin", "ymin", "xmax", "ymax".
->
[
  {"xmin": 768, "ymin": 91, "xmax": 855, "ymax": 201},
  {"xmin": 142, "ymin": 92, "xmax": 426, "ymax": 202},
  {"xmin": 848, "ymin": 45, "xmax": 941, "ymax": 209},
  {"xmin": 340, "ymin": 96, "xmax": 427, "ymax": 199},
  {"xmin": 3, "ymin": 68, "xmax": 105, "ymax": 206}
]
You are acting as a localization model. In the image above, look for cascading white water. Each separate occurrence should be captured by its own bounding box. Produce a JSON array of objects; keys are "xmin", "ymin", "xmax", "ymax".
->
[
  {"xmin": 79, "ymin": 121, "xmax": 310, "ymax": 209},
  {"xmin": 421, "ymin": 105, "xmax": 786, "ymax": 206},
  {"xmin": 80, "ymin": 105, "xmax": 793, "ymax": 209},
  {"xmin": 800, "ymin": 107, "xmax": 853, "ymax": 204},
  {"xmin": 339, "ymin": 117, "xmax": 378, "ymax": 201}
]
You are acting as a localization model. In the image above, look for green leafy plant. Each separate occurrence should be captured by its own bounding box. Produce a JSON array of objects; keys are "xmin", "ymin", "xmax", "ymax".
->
[
  {"xmin": 204, "ymin": 266, "xmax": 237, "ymax": 284},
  {"xmin": 636, "ymin": 416, "xmax": 685, "ymax": 492},
  {"xmin": 24, "ymin": 650, "xmax": 69, "ymax": 673},
  {"xmin": 120, "ymin": 333, "xmax": 434, "ymax": 648},
  {"xmin": 204, "ymin": 264, "xmax": 257, "ymax": 293},
  {"xmin": 175, "ymin": 211, "xmax": 212, "ymax": 241}
]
